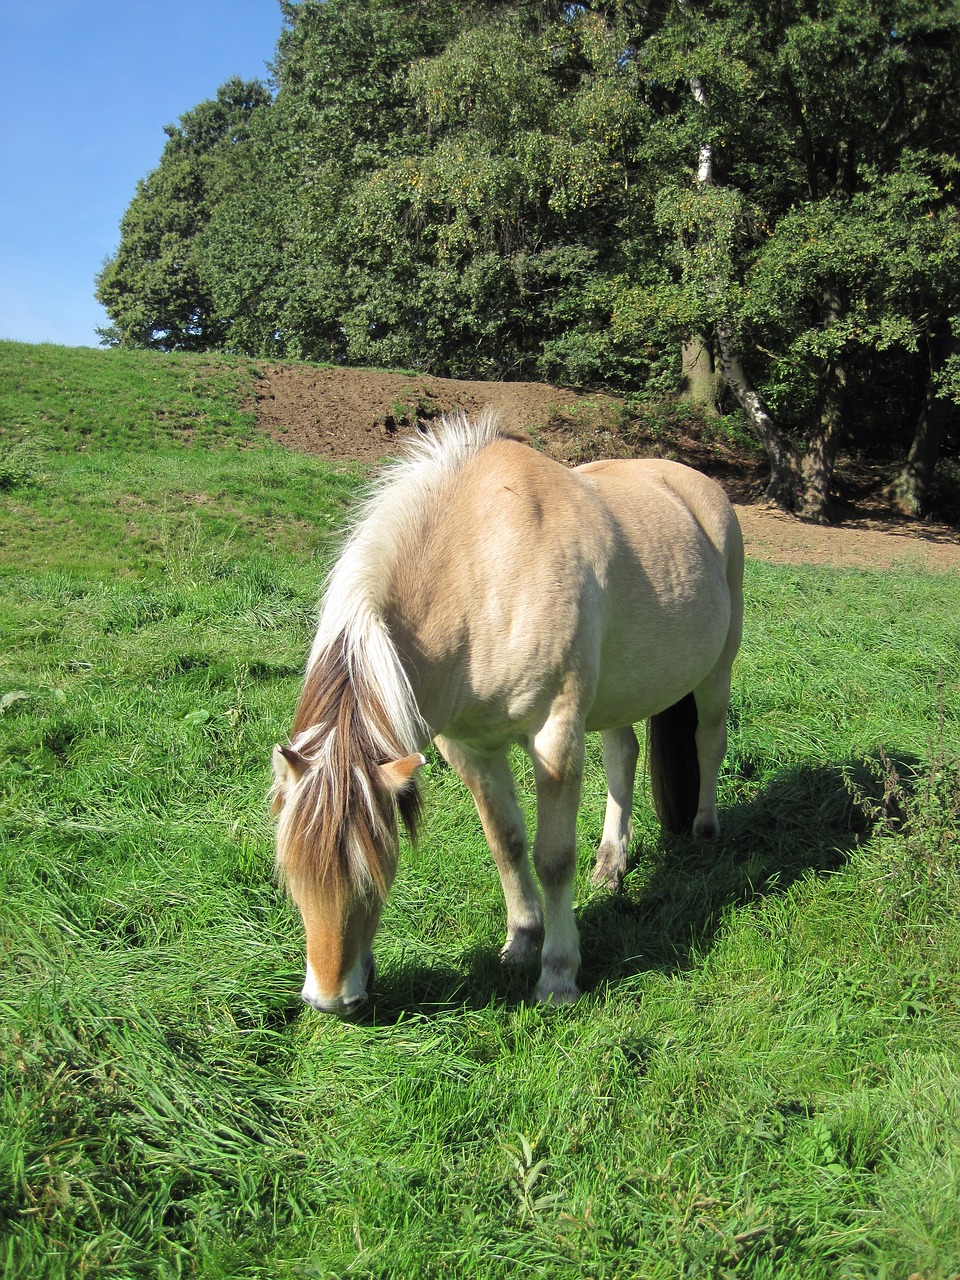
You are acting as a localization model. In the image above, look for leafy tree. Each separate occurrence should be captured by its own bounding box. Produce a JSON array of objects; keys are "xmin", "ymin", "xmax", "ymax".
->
[
  {"xmin": 343, "ymin": 5, "xmax": 669, "ymax": 380},
  {"xmin": 206, "ymin": 0, "xmax": 460, "ymax": 364},
  {"xmin": 195, "ymin": 89, "xmax": 352, "ymax": 362},
  {"xmin": 96, "ymin": 78, "xmax": 271, "ymax": 351},
  {"xmin": 633, "ymin": 0, "xmax": 960, "ymax": 517},
  {"xmin": 97, "ymin": 0, "xmax": 960, "ymax": 519}
]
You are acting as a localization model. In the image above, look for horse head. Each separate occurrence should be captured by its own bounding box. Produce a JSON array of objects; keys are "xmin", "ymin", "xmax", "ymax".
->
[{"xmin": 272, "ymin": 741, "xmax": 424, "ymax": 1015}]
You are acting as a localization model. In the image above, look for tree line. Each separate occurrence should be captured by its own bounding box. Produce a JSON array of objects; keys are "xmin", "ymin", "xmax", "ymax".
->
[{"xmin": 96, "ymin": 0, "xmax": 960, "ymax": 520}]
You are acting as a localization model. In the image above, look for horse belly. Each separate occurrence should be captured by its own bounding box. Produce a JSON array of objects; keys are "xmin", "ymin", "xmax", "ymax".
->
[{"xmin": 586, "ymin": 573, "xmax": 732, "ymax": 731}]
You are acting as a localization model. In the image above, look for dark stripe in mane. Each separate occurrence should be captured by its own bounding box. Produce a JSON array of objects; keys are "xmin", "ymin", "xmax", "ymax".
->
[
  {"xmin": 480, "ymin": 420, "xmax": 528, "ymax": 446},
  {"xmin": 277, "ymin": 641, "xmax": 422, "ymax": 903}
]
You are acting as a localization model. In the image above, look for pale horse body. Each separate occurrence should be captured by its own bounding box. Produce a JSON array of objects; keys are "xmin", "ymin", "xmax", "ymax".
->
[{"xmin": 271, "ymin": 414, "xmax": 744, "ymax": 1013}]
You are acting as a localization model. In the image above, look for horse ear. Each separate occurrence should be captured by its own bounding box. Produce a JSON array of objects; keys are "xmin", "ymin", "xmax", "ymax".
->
[
  {"xmin": 272, "ymin": 743, "xmax": 309, "ymax": 787},
  {"xmin": 379, "ymin": 753, "xmax": 427, "ymax": 795}
]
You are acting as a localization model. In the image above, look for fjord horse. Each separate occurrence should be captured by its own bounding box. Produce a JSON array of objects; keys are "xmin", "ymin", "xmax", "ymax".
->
[{"xmin": 271, "ymin": 414, "xmax": 743, "ymax": 1012}]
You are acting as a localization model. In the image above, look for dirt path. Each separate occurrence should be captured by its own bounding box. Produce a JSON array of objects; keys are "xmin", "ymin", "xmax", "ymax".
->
[
  {"xmin": 254, "ymin": 364, "xmax": 960, "ymax": 573},
  {"xmin": 732, "ymin": 502, "xmax": 960, "ymax": 572}
]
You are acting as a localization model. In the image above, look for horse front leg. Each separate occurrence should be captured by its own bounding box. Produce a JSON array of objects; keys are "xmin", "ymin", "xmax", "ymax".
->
[
  {"xmin": 592, "ymin": 725, "xmax": 639, "ymax": 892},
  {"xmin": 434, "ymin": 736, "xmax": 543, "ymax": 966},
  {"xmin": 530, "ymin": 718, "xmax": 584, "ymax": 1004}
]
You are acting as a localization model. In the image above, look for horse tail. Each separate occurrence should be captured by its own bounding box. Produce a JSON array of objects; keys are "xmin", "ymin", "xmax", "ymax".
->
[{"xmin": 648, "ymin": 692, "xmax": 699, "ymax": 835}]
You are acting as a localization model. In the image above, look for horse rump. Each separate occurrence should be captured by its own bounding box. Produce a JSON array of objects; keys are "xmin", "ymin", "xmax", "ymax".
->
[{"xmin": 648, "ymin": 692, "xmax": 700, "ymax": 835}]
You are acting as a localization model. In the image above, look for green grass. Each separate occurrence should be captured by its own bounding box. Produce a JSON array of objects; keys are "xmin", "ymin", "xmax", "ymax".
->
[
  {"xmin": 0, "ymin": 342, "xmax": 260, "ymax": 454},
  {"xmin": 2, "ymin": 343, "xmax": 960, "ymax": 1277}
]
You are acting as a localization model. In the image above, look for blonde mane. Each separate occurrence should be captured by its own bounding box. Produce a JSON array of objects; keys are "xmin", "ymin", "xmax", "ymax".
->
[
  {"xmin": 276, "ymin": 411, "xmax": 525, "ymax": 900},
  {"xmin": 309, "ymin": 409, "xmax": 523, "ymax": 658}
]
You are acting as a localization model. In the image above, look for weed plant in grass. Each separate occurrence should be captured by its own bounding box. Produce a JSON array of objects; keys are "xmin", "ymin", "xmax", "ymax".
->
[{"xmin": 2, "ymin": 346, "xmax": 960, "ymax": 1277}]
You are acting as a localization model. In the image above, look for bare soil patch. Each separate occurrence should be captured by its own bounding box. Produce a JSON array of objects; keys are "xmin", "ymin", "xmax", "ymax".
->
[{"xmin": 254, "ymin": 364, "xmax": 960, "ymax": 573}]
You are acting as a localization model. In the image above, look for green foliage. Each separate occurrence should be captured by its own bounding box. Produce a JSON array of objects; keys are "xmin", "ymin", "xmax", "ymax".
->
[
  {"xmin": 641, "ymin": 1, "xmax": 960, "ymax": 463},
  {"xmin": 738, "ymin": 152, "xmax": 960, "ymax": 442},
  {"xmin": 3, "ymin": 345, "xmax": 960, "ymax": 1274},
  {"xmin": 95, "ymin": 0, "xmax": 960, "ymax": 486},
  {"xmin": 96, "ymin": 78, "xmax": 271, "ymax": 351}
]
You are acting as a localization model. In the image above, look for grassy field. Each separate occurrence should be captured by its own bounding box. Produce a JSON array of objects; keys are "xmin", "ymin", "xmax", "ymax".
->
[{"xmin": 2, "ymin": 342, "xmax": 959, "ymax": 1278}]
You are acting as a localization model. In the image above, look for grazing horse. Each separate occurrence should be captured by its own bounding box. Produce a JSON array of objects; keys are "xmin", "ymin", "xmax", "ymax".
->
[{"xmin": 271, "ymin": 413, "xmax": 743, "ymax": 1013}]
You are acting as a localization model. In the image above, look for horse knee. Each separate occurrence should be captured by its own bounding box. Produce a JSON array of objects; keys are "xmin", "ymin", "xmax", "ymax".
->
[
  {"xmin": 492, "ymin": 828, "xmax": 527, "ymax": 871},
  {"xmin": 533, "ymin": 845, "xmax": 576, "ymax": 890}
]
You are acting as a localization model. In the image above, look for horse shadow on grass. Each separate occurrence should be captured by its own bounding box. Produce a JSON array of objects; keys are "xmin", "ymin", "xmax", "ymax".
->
[
  {"xmin": 357, "ymin": 752, "xmax": 917, "ymax": 1024},
  {"xmin": 577, "ymin": 752, "xmax": 914, "ymax": 992}
]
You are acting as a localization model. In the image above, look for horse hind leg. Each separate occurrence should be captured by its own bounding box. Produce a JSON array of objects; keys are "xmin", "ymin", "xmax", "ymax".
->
[
  {"xmin": 692, "ymin": 553, "xmax": 743, "ymax": 841},
  {"xmin": 592, "ymin": 725, "xmax": 639, "ymax": 892},
  {"xmin": 434, "ymin": 736, "xmax": 543, "ymax": 966},
  {"xmin": 690, "ymin": 660, "xmax": 735, "ymax": 841}
]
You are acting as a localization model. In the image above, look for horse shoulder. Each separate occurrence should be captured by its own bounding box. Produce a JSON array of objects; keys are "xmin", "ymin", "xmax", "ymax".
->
[{"xmin": 384, "ymin": 441, "xmax": 612, "ymax": 735}]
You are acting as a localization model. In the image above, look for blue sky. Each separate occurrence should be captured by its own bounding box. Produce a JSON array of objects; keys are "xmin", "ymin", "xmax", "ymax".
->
[{"xmin": 0, "ymin": 2, "xmax": 282, "ymax": 348}]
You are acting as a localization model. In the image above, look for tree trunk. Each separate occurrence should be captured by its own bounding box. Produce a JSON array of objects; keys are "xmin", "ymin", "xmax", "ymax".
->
[
  {"xmin": 799, "ymin": 360, "xmax": 844, "ymax": 522},
  {"xmin": 680, "ymin": 80, "xmax": 721, "ymax": 416},
  {"xmin": 681, "ymin": 334, "xmax": 721, "ymax": 414},
  {"xmin": 686, "ymin": 72, "xmax": 799, "ymax": 506},
  {"xmin": 715, "ymin": 322, "xmax": 801, "ymax": 508},
  {"xmin": 798, "ymin": 355, "xmax": 844, "ymax": 519},
  {"xmin": 798, "ymin": 289, "xmax": 847, "ymax": 523},
  {"xmin": 889, "ymin": 386, "xmax": 949, "ymax": 517},
  {"xmin": 796, "ymin": 147, "xmax": 854, "ymax": 523},
  {"xmin": 887, "ymin": 328, "xmax": 958, "ymax": 516}
]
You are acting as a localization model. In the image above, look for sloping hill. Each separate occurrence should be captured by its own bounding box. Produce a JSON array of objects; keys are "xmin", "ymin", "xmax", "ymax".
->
[{"xmin": 253, "ymin": 362, "xmax": 960, "ymax": 572}]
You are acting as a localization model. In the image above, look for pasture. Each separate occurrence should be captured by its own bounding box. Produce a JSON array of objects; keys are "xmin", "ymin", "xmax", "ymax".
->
[{"xmin": 2, "ymin": 344, "xmax": 959, "ymax": 1278}]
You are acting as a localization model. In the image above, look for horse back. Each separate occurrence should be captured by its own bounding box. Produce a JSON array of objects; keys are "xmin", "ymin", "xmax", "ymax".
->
[{"xmin": 575, "ymin": 457, "xmax": 743, "ymax": 575}]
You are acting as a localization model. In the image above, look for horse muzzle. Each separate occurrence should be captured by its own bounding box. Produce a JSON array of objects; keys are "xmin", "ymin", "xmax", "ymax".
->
[
  {"xmin": 301, "ymin": 953, "xmax": 375, "ymax": 1017},
  {"xmin": 301, "ymin": 989, "xmax": 368, "ymax": 1017}
]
